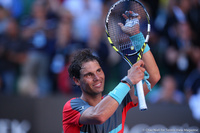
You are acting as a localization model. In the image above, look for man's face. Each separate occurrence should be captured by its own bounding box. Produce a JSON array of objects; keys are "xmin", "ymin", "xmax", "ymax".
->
[{"xmin": 77, "ymin": 60, "xmax": 105, "ymax": 95}]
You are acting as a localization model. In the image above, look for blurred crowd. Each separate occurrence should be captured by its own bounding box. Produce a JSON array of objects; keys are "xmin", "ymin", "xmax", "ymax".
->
[{"xmin": 0, "ymin": 0, "xmax": 200, "ymax": 119}]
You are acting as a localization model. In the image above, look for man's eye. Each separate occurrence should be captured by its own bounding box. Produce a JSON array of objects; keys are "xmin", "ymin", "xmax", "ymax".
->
[
  {"xmin": 88, "ymin": 73, "xmax": 92, "ymax": 76},
  {"xmin": 85, "ymin": 73, "xmax": 92, "ymax": 77},
  {"xmin": 97, "ymin": 69, "xmax": 101, "ymax": 73}
]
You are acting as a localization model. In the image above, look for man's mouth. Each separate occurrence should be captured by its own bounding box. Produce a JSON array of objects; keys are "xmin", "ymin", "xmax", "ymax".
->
[{"xmin": 93, "ymin": 82, "xmax": 102, "ymax": 88}]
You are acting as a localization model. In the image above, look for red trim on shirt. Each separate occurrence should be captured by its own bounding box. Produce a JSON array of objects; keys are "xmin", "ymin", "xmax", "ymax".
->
[
  {"xmin": 119, "ymin": 102, "xmax": 138, "ymax": 133},
  {"xmin": 63, "ymin": 98, "xmax": 83, "ymax": 133}
]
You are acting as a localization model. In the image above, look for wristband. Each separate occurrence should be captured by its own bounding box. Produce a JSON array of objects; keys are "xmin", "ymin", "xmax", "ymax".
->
[
  {"xmin": 108, "ymin": 82, "xmax": 130, "ymax": 104},
  {"xmin": 129, "ymin": 32, "xmax": 150, "ymax": 54},
  {"xmin": 121, "ymin": 76, "xmax": 133, "ymax": 88}
]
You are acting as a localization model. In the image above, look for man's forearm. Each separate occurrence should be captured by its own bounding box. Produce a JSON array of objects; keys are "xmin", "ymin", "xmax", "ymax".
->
[
  {"xmin": 142, "ymin": 50, "xmax": 160, "ymax": 88},
  {"xmin": 80, "ymin": 83, "xmax": 130, "ymax": 125}
]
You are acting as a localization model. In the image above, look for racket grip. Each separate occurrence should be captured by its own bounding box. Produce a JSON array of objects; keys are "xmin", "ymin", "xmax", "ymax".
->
[{"xmin": 136, "ymin": 80, "xmax": 147, "ymax": 111}]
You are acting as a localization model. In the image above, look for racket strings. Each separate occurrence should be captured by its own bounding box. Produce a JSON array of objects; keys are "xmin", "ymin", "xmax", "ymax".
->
[
  {"xmin": 119, "ymin": 42, "xmax": 132, "ymax": 51},
  {"xmin": 108, "ymin": 3, "xmax": 147, "ymax": 55}
]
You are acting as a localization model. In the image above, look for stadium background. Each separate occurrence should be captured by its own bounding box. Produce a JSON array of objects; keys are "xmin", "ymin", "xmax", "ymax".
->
[{"xmin": 0, "ymin": 0, "xmax": 200, "ymax": 132}]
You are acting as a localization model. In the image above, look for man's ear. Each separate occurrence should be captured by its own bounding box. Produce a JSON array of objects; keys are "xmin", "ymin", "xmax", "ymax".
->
[{"xmin": 73, "ymin": 77, "xmax": 80, "ymax": 86}]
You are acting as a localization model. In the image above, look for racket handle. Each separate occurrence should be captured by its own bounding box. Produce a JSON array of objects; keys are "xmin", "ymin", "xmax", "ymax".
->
[{"xmin": 136, "ymin": 80, "xmax": 147, "ymax": 111}]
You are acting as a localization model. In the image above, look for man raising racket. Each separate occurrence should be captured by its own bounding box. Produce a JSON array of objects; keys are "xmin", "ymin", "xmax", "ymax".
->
[{"xmin": 62, "ymin": 11, "xmax": 160, "ymax": 133}]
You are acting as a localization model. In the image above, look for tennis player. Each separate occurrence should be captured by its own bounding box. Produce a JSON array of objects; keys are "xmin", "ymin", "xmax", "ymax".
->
[{"xmin": 62, "ymin": 12, "xmax": 160, "ymax": 133}]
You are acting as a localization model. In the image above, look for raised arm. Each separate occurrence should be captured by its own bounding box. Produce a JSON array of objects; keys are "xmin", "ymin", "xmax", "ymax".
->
[
  {"xmin": 142, "ymin": 51, "xmax": 161, "ymax": 90},
  {"xmin": 79, "ymin": 95, "xmax": 119, "ymax": 125},
  {"xmin": 118, "ymin": 11, "xmax": 160, "ymax": 104}
]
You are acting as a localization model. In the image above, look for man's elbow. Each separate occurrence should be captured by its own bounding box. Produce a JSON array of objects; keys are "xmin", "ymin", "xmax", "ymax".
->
[
  {"xmin": 152, "ymin": 72, "xmax": 161, "ymax": 86},
  {"xmin": 94, "ymin": 115, "xmax": 107, "ymax": 125},
  {"xmin": 155, "ymin": 71, "xmax": 161, "ymax": 81}
]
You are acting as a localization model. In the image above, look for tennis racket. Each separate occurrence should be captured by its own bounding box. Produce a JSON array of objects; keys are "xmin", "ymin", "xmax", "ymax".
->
[{"xmin": 105, "ymin": 0, "xmax": 150, "ymax": 111}]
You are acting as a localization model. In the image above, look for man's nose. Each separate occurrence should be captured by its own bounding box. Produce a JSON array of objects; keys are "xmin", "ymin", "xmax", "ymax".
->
[{"xmin": 93, "ymin": 74, "xmax": 100, "ymax": 81}]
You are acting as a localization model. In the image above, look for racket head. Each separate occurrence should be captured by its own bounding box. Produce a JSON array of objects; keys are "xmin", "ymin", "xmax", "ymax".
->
[{"xmin": 105, "ymin": 0, "xmax": 150, "ymax": 59}]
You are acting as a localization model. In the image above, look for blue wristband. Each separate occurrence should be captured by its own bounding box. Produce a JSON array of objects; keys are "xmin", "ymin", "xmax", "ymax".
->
[
  {"xmin": 143, "ymin": 44, "xmax": 150, "ymax": 54},
  {"xmin": 129, "ymin": 32, "xmax": 150, "ymax": 54},
  {"xmin": 108, "ymin": 82, "xmax": 130, "ymax": 104}
]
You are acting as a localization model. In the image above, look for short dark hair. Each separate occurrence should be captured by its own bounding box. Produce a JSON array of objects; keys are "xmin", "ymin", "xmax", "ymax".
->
[{"xmin": 68, "ymin": 49, "xmax": 101, "ymax": 79}]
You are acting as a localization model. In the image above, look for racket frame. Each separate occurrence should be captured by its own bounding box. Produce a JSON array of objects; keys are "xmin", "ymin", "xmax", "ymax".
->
[{"xmin": 105, "ymin": 0, "xmax": 151, "ymax": 111}]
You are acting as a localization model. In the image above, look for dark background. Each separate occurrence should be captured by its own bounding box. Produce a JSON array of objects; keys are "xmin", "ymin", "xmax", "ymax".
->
[{"xmin": 0, "ymin": 94, "xmax": 199, "ymax": 133}]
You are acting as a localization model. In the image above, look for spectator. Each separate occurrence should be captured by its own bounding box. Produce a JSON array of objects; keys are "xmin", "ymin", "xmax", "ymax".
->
[
  {"xmin": 184, "ymin": 59, "xmax": 200, "ymax": 122},
  {"xmin": 0, "ymin": 5, "xmax": 9, "ymax": 34},
  {"xmin": 148, "ymin": 75, "xmax": 185, "ymax": 104},
  {"xmin": 51, "ymin": 8, "xmax": 84, "ymax": 94},
  {"xmin": 0, "ymin": 18, "xmax": 28, "ymax": 95},
  {"xmin": 18, "ymin": 0, "xmax": 57, "ymax": 97},
  {"xmin": 184, "ymin": 41, "xmax": 200, "ymax": 99},
  {"xmin": 187, "ymin": 0, "xmax": 200, "ymax": 41},
  {"xmin": 62, "ymin": 0, "xmax": 103, "ymax": 42}
]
